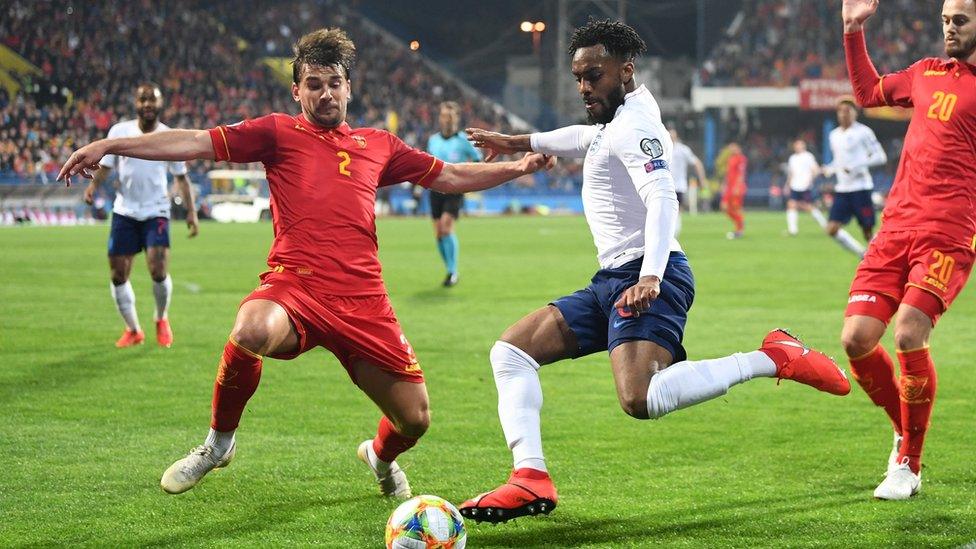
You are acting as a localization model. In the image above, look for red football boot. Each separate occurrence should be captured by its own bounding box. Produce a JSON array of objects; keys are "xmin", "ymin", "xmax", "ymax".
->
[
  {"xmin": 156, "ymin": 319, "xmax": 173, "ymax": 348},
  {"xmin": 459, "ymin": 468, "xmax": 558, "ymax": 524},
  {"xmin": 760, "ymin": 329, "xmax": 851, "ymax": 395},
  {"xmin": 115, "ymin": 329, "xmax": 145, "ymax": 348}
]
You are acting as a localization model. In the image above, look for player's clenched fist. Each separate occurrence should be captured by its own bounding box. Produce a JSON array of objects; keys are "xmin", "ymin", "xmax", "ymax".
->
[{"xmin": 614, "ymin": 275, "xmax": 661, "ymax": 317}]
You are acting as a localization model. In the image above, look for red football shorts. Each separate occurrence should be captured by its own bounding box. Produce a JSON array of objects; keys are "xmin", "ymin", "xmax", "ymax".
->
[
  {"xmin": 240, "ymin": 269, "xmax": 423, "ymax": 383},
  {"xmin": 846, "ymin": 229, "xmax": 975, "ymax": 325},
  {"xmin": 721, "ymin": 185, "xmax": 745, "ymax": 208}
]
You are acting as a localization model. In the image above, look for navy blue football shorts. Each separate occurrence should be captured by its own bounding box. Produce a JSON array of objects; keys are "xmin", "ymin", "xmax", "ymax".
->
[
  {"xmin": 789, "ymin": 189, "xmax": 813, "ymax": 203},
  {"xmin": 551, "ymin": 252, "xmax": 695, "ymax": 363},
  {"xmin": 829, "ymin": 190, "xmax": 875, "ymax": 229},
  {"xmin": 108, "ymin": 213, "xmax": 170, "ymax": 256}
]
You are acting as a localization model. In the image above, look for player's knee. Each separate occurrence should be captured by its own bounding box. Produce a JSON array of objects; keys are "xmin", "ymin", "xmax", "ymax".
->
[
  {"xmin": 841, "ymin": 326, "xmax": 879, "ymax": 358},
  {"xmin": 393, "ymin": 408, "xmax": 430, "ymax": 438},
  {"xmin": 110, "ymin": 273, "xmax": 128, "ymax": 286},
  {"xmin": 894, "ymin": 325, "xmax": 928, "ymax": 352},
  {"xmin": 150, "ymin": 270, "xmax": 167, "ymax": 283},
  {"xmin": 230, "ymin": 321, "xmax": 273, "ymax": 355},
  {"xmin": 826, "ymin": 225, "xmax": 839, "ymax": 237},
  {"xmin": 618, "ymin": 395, "xmax": 650, "ymax": 420}
]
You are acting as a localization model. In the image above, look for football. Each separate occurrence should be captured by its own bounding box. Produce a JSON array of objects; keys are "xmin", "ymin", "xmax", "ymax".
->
[{"xmin": 385, "ymin": 495, "xmax": 467, "ymax": 549}]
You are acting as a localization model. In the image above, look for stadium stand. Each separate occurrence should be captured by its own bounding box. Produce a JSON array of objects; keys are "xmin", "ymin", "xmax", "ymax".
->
[
  {"xmin": 1, "ymin": 0, "xmax": 930, "ymax": 219},
  {"xmin": 700, "ymin": 0, "xmax": 943, "ymax": 87},
  {"xmin": 0, "ymin": 2, "xmax": 524, "ymax": 174}
]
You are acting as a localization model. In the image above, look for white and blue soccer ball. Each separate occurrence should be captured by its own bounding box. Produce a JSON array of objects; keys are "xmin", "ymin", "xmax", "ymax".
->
[{"xmin": 385, "ymin": 495, "xmax": 467, "ymax": 549}]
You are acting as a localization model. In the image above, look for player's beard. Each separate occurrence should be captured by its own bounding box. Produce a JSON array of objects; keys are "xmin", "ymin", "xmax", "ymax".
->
[
  {"xmin": 586, "ymin": 86, "xmax": 625, "ymax": 125},
  {"xmin": 138, "ymin": 108, "xmax": 157, "ymax": 124},
  {"xmin": 945, "ymin": 33, "xmax": 976, "ymax": 59},
  {"xmin": 308, "ymin": 108, "xmax": 342, "ymax": 128}
]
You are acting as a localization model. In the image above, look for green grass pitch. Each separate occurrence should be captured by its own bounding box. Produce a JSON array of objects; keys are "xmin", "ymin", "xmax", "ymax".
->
[{"xmin": 1, "ymin": 212, "xmax": 974, "ymax": 547}]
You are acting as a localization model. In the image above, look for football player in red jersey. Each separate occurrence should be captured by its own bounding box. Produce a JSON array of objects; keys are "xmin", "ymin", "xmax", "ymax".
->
[
  {"xmin": 841, "ymin": 0, "xmax": 976, "ymax": 499},
  {"xmin": 59, "ymin": 28, "xmax": 555, "ymax": 497},
  {"xmin": 722, "ymin": 142, "xmax": 747, "ymax": 239}
]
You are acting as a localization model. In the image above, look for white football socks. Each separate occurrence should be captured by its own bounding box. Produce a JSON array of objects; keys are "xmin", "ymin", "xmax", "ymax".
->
[
  {"xmin": 205, "ymin": 427, "xmax": 235, "ymax": 458},
  {"xmin": 153, "ymin": 274, "xmax": 173, "ymax": 321},
  {"xmin": 786, "ymin": 209, "xmax": 799, "ymax": 235},
  {"xmin": 491, "ymin": 341, "xmax": 547, "ymax": 472},
  {"xmin": 645, "ymin": 351, "xmax": 777, "ymax": 419},
  {"xmin": 810, "ymin": 208, "xmax": 828, "ymax": 228},
  {"xmin": 834, "ymin": 229, "xmax": 866, "ymax": 257},
  {"xmin": 111, "ymin": 281, "xmax": 141, "ymax": 332}
]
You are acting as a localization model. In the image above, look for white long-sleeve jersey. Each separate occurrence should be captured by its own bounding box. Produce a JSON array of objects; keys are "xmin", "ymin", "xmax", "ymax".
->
[
  {"xmin": 529, "ymin": 85, "xmax": 681, "ymax": 280},
  {"xmin": 827, "ymin": 121, "xmax": 887, "ymax": 193}
]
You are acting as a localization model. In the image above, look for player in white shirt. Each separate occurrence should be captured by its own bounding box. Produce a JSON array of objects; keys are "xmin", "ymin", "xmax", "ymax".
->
[
  {"xmin": 668, "ymin": 128, "xmax": 707, "ymax": 233},
  {"xmin": 784, "ymin": 139, "xmax": 829, "ymax": 235},
  {"xmin": 84, "ymin": 84, "xmax": 199, "ymax": 348},
  {"xmin": 459, "ymin": 19, "xmax": 850, "ymax": 524},
  {"xmin": 822, "ymin": 99, "xmax": 887, "ymax": 257}
]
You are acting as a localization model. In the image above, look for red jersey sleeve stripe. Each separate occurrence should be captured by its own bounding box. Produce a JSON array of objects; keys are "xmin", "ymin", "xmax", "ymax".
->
[
  {"xmin": 877, "ymin": 76, "xmax": 889, "ymax": 106},
  {"xmin": 208, "ymin": 126, "xmax": 232, "ymax": 162},
  {"xmin": 416, "ymin": 158, "xmax": 444, "ymax": 187}
]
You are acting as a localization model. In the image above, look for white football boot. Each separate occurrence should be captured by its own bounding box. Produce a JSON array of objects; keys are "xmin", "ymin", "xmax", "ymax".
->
[
  {"xmin": 160, "ymin": 442, "xmax": 236, "ymax": 494},
  {"xmin": 357, "ymin": 440, "xmax": 411, "ymax": 499},
  {"xmin": 874, "ymin": 457, "xmax": 921, "ymax": 500},
  {"xmin": 886, "ymin": 431, "xmax": 904, "ymax": 475}
]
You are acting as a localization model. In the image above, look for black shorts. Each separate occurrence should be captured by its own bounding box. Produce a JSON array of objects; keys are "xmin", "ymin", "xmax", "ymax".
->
[
  {"xmin": 789, "ymin": 189, "xmax": 813, "ymax": 203},
  {"xmin": 829, "ymin": 190, "xmax": 875, "ymax": 229},
  {"xmin": 108, "ymin": 213, "xmax": 169, "ymax": 256},
  {"xmin": 551, "ymin": 253, "xmax": 695, "ymax": 363},
  {"xmin": 430, "ymin": 191, "xmax": 463, "ymax": 219}
]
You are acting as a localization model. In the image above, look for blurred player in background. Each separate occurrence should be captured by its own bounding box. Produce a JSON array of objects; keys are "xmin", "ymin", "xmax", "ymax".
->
[
  {"xmin": 460, "ymin": 19, "xmax": 849, "ymax": 524},
  {"xmin": 722, "ymin": 142, "xmax": 747, "ymax": 239},
  {"xmin": 60, "ymin": 28, "xmax": 554, "ymax": 499},
  {"xmin": 784, "ymin": 139, "xmax": 827, "ymax": 236},
  {"xmin": 426, "ymin": 101, "xmax": 482, "ymax": 287},
  {"xmin": 84, "ymin": 83, "xmax": 198, "ymax": 348},
  {"xmin": 841, "ymin": 0, "xmax": 976, "ymax": 500},
  {"xmin": 823, "ymin": 98, "xmax": 887, "ymax": 257},
  {"xmin": 668, "ymin": 128, "xmax": 707, "ymax": 234}
]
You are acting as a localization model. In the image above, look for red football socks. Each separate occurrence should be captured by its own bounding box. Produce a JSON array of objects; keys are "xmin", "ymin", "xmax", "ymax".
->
[
  {"xmin": 727, "ymin": 208, "xmax": 744, "ymax": 232},
  {"xmin": 210, "ymin": 340, "xmax": 263, "ymax": 432},
  {"xmin": 372, "ymin": 416, "xmax": 419, "ymax": 463},
  {"xmin": 896, "ymin": 347, "xmax": 937, "ymax": 474},
  {"xmin": 849, "ymin": 345, "xmax": 902, "ymax": 431}
]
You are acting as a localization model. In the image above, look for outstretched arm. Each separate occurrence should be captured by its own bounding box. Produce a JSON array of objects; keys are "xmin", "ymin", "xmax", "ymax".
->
[
  {"xmin": 843, "ymin": 0, "xmax": 916, "ymax": 109},
  {"xmin": 58, "ymin": 130, "xmax": 214, "ymax": 184},
  {"xmin": 464, "ymin": 129, "xmax": 533, "ymax": 162},
  {"xmin": 467, "ymin": 125, "xmax": 597, "ymax": 161},
  {"xmin": 427, "ymin": 153, "xmax": 556, "ymax": 194}
]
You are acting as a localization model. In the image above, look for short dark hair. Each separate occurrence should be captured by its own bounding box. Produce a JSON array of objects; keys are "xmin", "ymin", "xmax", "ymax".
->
[
  {"xmin": 837, "ymin": 97, "xmax": 858, "ymax": 109},
  {"xmin": 136, "ymin": 82, "xmax": 161, "ymax": 95},
  {"xmin": 568, "ymin": 18, "xmax": 647, "ymax": 61},
  {"xmin": 292, "ymin": 28, "xmax": 357, "ymax": 83}
]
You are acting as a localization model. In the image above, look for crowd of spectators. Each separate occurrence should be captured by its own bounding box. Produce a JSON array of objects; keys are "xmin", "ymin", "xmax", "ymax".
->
[
  {"xmin": 0, "ymin": 0, "xmax": 522, "ymax": 186},
  {"xmin": 701, "ymin": 0, "xmax": 944, "ymax": 87}
]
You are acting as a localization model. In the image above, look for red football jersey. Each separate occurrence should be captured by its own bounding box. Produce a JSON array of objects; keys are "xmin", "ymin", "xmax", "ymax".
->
[
  {"xmin": 725, "ymin": 153, "xmax": 747, "ymax": 190},
  {"xmin": 209, "ymin": 113, "xmax": 444, "ymax": 295},
  {"xmin": 846, "ymin": 30, "xmax": 976, "ymax": 243}
]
